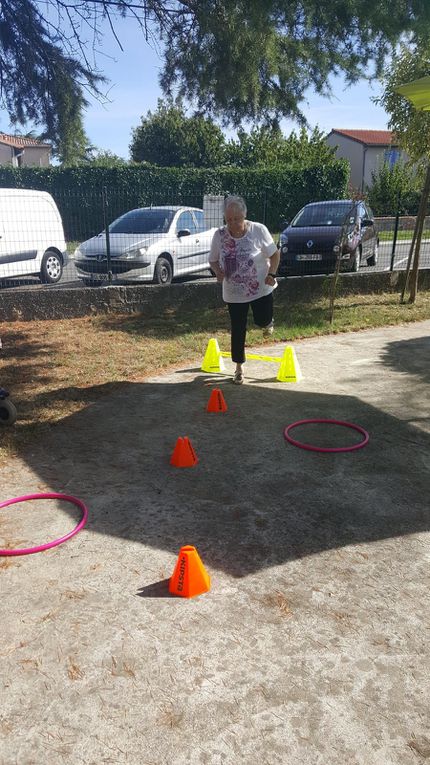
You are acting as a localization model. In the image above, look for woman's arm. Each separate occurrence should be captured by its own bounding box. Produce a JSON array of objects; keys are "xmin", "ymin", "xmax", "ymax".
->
[
  {"xmin": 210, "ymin": 261, "xmax": 225, "ymax": 283},
  {"xmin": 265, "ymin": 249, "xmax": 280, "ymax": 285},
  {"xmin": 209, "ymin": 230, "xmax": 225, "ymax": 283}
]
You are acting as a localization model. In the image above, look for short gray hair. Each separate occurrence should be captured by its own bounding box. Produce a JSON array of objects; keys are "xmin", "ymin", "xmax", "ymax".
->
[{"xmin": 224, "ymin": 195, "xmax": 247, "ymax": 216}]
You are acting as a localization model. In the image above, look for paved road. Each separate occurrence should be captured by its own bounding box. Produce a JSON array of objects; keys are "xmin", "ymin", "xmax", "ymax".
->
[{"xmin": 1, "ymin": 241, "xmax": 429, "ymax": 292}]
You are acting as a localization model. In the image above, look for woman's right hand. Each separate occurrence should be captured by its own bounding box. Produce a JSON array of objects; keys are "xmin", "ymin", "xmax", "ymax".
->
[{"xmin": 211, "ymin": 263, "xmax": 225, "ymax": 282}]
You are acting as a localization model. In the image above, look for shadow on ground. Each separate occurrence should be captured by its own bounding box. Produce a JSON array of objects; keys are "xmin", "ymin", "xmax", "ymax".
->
[
  {"xmin": 381, "ymin": 334, "xmax": 430, "ymax": 385},
  {"xmin": 12, "ymin": 371, "xmax": 430, "ymax": 578}
]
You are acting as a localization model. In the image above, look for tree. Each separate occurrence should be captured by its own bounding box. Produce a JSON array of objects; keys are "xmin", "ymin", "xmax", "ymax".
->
[
  {"xmin": 375, "ymin": 40, "xmax": 430, "ymax": 303},
  {"xmin": 130, "ymin": 99, "xmax": 226, "ymax": 166},
  {"xmin": 226, "ymin": 126, "xmax": 336, "ymax": 168},
  {"xmin": 0, "ymin": 0, "xmax": 105, "ymax": 162},
  {"xmin": 80, "ymin": 149, "xmax": 129, "ymax": 166},
  {"xmin": 366, "ymin": 161, "xmax": 423, "ymax": 216},
  {"xmin": 375, "ymin": 42, "xmax": 430, "ymax": 162},
  {"xmin": 2, "ymin": 1, "xmax": 430, "ymax": 151}
]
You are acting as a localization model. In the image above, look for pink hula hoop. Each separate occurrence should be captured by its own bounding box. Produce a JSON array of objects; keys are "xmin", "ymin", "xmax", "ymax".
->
[
  {"xmin": 0, "ymin": 493, "xmax": 88, "ymax": 556},
  {"xmin": 284, "ymin": 418, "xmax": 369, "ymax": 453}
]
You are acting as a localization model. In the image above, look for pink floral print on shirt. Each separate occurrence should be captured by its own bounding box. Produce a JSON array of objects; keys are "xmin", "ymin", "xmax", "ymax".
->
[{"xmin": 220, "ymin": 227, "xmax": 259, "ymax": 298}]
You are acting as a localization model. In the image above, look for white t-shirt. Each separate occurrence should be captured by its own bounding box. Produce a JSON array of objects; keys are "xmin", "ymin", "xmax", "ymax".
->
[{"xmin": 209, "ymin": 221, "xmax": 278, "ymax": 303}]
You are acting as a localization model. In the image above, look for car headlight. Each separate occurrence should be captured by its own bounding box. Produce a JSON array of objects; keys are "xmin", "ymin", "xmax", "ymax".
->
[
  {"xmin": 121, "ymin": 246, "xmax": 148, "ymax": 260},
  {"xmin": 73, "ymin": 247, "xmax": 83, "ymax": 259},
  {"xmin": 279, "ymin": 234, "xmax": 288, "ymax": 253}
]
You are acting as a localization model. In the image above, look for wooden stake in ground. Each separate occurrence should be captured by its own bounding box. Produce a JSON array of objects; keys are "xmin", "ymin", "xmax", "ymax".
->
[{"xmin": 408, "ymin": 162, "xmax": 430, "ymax": 304}]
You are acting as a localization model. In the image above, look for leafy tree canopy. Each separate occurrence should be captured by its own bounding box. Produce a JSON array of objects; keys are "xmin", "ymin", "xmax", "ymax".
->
[
  {"xmin": 0, "ymin": 0, "xmax": 105, "ymax": 162},
  {"xmin": 130, "ymin": 99, "xmax": 226, "ymax": 166},
  {"xmin": 3, "ymin": 0, "xmax": 430, "ymax": 154},
  {"xmin": 226, "ymin": 126, "xmax": 336, "ymax": 167},
  {"xmin": 80, "ymin": 149, "xmax": 129, "ymax": 166},
  {"xmin": 375, "ymin": 40, "xmax": 430, "ymax": 162},
  {"xmin": 366, "ymin": 161, "xmax": 423, "ymax": 215}
]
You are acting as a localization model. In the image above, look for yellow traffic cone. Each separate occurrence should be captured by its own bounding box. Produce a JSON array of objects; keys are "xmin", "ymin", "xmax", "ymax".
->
[
  {"xmin": 276, "ymin": 346, "xmax": 302, "ymax": 383},
  {"xmin": 201, "ymin": 338, "xmax": 225, "ymax": 374}
]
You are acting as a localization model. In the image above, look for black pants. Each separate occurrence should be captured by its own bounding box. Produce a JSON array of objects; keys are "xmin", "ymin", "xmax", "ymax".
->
[{"xmin": 228, "ymin": 293, "xmax": 274, "ymax": 364}]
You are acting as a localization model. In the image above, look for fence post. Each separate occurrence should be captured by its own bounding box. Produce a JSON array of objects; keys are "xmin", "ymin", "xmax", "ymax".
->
[
  {"xmin": 102, "ymin": 186, "xmax": 112, "ymax": 284},
  {"xmin": 390, "ymin": 191, "xmax": 401, "ymax": 271}
]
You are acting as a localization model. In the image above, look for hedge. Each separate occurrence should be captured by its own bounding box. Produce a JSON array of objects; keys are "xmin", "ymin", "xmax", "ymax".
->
[{"xmin": 0, "ymin": 162, "xmax": 349, "ymax": 240}]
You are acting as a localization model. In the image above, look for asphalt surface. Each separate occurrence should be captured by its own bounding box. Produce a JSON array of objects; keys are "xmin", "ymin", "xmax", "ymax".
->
[
  {"xmin": 1, "ymin": 321, "xmax": 429, "ymax": 764},
  {"xmin": 1, "ymin": 241, "xmax": 430, "ymax": 291}
]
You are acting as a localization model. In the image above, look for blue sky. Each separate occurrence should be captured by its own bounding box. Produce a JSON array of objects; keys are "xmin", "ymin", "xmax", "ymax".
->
[{"xmin": 2, "ymin": 16, "xmax": 391, "ymax": 158}]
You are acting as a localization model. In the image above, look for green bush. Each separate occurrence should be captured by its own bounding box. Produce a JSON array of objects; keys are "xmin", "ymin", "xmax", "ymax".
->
[
  {"xmin": 0, "ymin": 162, "xmax": 349, "ymax": 240},
  {"xmin": 366, "ymin": 161, "xmax": 423, "ymax": 216}
]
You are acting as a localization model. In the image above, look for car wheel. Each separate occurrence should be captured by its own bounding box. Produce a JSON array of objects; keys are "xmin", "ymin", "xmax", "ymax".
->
[
  {"xmin": 0, "ymin": 398, "xmax": 17, "ymax": 426},
  {"xmin": 154, "ymin": 256, "xmax": 173, "ymax": 285},
  {"xmin": 40, "ymin": 249, "xmax": 63, "ymax": 284},
  {"xmin": 351, "ymin": 247, "xmax": 361, "ymax": 273},
  {"xmin": 367, "ymin": 240, "xmax": 379, "ymax": 267}
]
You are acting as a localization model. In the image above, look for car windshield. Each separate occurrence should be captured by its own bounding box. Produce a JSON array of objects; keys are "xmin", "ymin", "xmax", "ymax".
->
[
  {"xmin": 109, "ymin": 209, "xmax": 175, "ymax": 234},
  {"xmin": 291, "ymin": 203, "xmax": 353, "ymax": 228}
]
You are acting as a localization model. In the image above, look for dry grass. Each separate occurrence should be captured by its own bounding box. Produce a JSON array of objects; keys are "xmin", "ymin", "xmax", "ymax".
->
[
  {"xmin": 1, "ymin": 290, "xmax": 430, "ymax": 462},
  {"xmin": 67, "ymin": 658, "xmax": 84, "ymax": 680},
  {"xmin": 263, "ymin": 590, "xmax": 293, "ymax": 618}
]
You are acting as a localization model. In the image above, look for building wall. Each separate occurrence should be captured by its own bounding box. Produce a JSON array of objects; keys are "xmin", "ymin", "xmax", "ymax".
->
[
  {"xmin": 364, "ymin": 146, "xmax": 408, "ymax": 189},
  {"xmin": 326, "ymin": 133, "xmax": 408, "ymax": 191},
  {"xmin": 0, "ymin": 144, "xmax": 13, "ymax": 166},
  {"xmin": 20, "ymin": 147, "xmax": 51, "ymax": 167},
  {"xmin": 326, "ymin": 133, "xmax": 363, "ymax": 189},
  {"xmin": 0, "ymin": 145, "xmax": 51, "ymax": 167}
]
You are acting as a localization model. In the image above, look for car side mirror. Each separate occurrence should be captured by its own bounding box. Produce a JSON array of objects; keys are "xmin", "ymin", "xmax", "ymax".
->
[
  {"xmin": 361, "ymin": 218, "xmax": 374, "ymax": 227},
  {"xmin": 280, "ymin": 220, "xmax": 289, "ymax": 230},
  {"xmin": 177, "ymin": 228, "xmax": 191, "ymax": 238}
]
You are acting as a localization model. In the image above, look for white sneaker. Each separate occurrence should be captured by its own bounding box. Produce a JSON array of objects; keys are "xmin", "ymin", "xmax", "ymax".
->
[{"xmin": 232, "ymin": 369, "xmax": 244, "ymax": 384}]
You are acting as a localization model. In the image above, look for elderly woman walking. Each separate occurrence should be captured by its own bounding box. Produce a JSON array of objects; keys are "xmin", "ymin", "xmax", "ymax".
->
[{"xmin": 209, "ymin": 195, "xmax": 280, "ymax": 384}]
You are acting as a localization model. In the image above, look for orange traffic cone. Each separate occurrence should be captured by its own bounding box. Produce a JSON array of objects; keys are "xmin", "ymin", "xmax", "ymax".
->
[
  {"xmin": 170, "ymin": 436, "xmax": 198, "ymax": 468},
  {"xmin": 206, "ymin": 388, "xmax": 228, "ymax": 413},
  {"xmin": 169, "ymin": 545, "xmax": 211, "ymax": 598}
]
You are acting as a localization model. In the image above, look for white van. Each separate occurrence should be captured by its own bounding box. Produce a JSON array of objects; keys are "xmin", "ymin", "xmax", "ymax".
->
[{"xmin": 0, "ymin": 189, "xmax": 68, "ymax": 284}]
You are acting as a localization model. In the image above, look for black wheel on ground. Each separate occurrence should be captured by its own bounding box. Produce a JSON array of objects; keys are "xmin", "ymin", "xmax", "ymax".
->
[
  {"xmin": 154, "ymin": 256, "xmax": 173, "ymax": 285},
  {"xmin": 40, "ymin": 250, "xmax": 63, "ymax": 284},
  {"xmin": 0, "ymin": 398, "xmax": 17, "ymax": 425},
  {"xmin": 367, "ymin": 240, "xmax": 379, "ymax": 267}
]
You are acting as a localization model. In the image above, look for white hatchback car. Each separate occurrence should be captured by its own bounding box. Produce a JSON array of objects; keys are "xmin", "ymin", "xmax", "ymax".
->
[{"xmin": 73, "ymin": 205, "xmax": 217, "ymax": 286}]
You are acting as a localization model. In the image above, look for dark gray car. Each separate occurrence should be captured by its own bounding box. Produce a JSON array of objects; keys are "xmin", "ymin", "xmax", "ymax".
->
[{"xmin": 278, "ymin": 200, "xmax": 379, "ymax": 275}]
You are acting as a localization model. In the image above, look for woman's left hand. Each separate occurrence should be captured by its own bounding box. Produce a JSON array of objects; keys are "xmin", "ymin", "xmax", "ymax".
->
[{"xmin": 265, "ymin": 274, "xmax": 277, "ymax": 286}]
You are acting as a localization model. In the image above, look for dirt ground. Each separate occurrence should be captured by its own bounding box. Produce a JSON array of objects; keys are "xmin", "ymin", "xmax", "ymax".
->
[{"xmin": 1, "ymin": 320, "xmax": 430, "ymax": 765}]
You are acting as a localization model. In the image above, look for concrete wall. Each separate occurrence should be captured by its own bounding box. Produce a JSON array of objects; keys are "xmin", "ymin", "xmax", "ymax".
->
[{"xmin": 0, "ymin": 271, "xmax": 429, "ymax": 323}]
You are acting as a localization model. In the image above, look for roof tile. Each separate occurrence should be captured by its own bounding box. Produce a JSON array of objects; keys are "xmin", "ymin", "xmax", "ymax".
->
[
  {"xmin": 331, "ymin": 129, "xmax": 397, "ymax": 146},
  {"xmin": 0, "ymin": 132, "xmax": 51, "ymax": 149}
]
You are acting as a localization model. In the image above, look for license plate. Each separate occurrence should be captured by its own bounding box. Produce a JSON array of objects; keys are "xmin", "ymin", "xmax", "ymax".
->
[{"xmin": 296, "ymin": 253, "xmax": 322, "ymax": 261}]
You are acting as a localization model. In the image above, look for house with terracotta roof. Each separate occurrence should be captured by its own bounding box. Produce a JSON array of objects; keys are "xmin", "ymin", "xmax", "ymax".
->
[
  {"xmin": 326, "ymin": 129, "xmax": 408, "ymax": 191},
  {"xmin": 0, "ymin": 133, "xmax": 51, "ymax": 167}
]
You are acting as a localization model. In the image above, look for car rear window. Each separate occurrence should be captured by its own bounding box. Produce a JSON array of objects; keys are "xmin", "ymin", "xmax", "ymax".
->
[
  {"xmin": 109, "ymin": 209, "xmax": 175, "ymax": 234},
  {"xmin": 292, "ymin": 203, "xmax": 352, "ymax": 227}
]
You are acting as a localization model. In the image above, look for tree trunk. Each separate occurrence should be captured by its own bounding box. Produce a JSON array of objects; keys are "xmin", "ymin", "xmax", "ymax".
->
[
  {"xmin": 409, "ymin": 162, "xmax": 430, "ymax": 303},
  {"xmin": 400, "ymin": 219, "xmax": 418, "ymax": 303}
]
